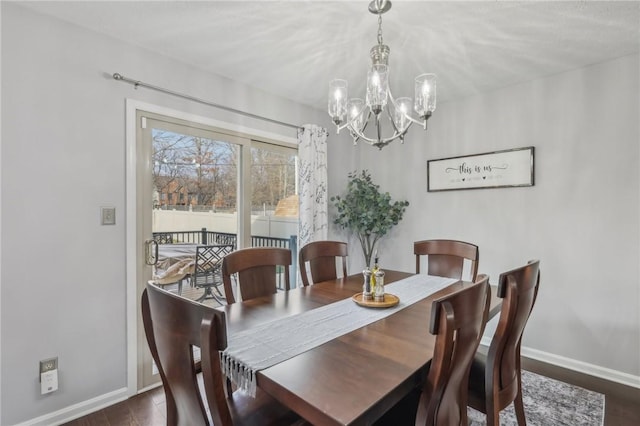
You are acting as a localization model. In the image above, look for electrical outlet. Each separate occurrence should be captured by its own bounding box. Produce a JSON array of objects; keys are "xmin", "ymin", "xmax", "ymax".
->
[
  {"xmin": 40, "ymin": 357, "xmax": 58, "ymax": 394},
  {"xmin": 40, "ymin": 357, "xmax": 57, "ymax": 374},
  {"xmin": 101, "ymin": 206, "xmax": 116, "ymax": 225}
]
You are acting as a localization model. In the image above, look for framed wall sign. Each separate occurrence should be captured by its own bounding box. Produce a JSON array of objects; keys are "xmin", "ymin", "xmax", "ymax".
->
[{"xmin": 427, "ymin": 146, "xmax": 534, "ymax": 192}]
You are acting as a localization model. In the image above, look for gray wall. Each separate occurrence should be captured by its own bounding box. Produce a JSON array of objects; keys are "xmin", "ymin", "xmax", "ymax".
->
[
  {"xmin": 0, "ymin": 4, "xmax": 330, "ymax": 424},
  {"xmin": 328, "ymin": 54, "xmax": 639, "ymax": 378}
]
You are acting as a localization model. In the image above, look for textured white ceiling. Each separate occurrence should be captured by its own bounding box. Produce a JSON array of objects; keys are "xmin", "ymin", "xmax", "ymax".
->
[{"xmin": 17, "ymin": 1, "xmax": 640, "ymax": 111}]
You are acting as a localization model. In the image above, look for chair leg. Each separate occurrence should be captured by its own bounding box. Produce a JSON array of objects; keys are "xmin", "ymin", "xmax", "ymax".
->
[
  {"xmin": 514, "ymin": 386, "xmax": 527, "ymax": 426},
  {"xmin": 195, "ymin": 287, "xmax": 213, "ymax": 302},
  {"xmin": 177, "ymin": 280, "xmax": 183, "ymax": 295},
  {"xmin": 485, "ymin": 396, "xmax": 499, "ymax": 426},
  {"xmin": 213, "ymin": 284, "xmax": 225, "ymax": 298},
  {"xmin": 195, "ymin": 285, "xmax": 226, "ymax": 304},
  {"xmin": 210, "ymin": 290, "xmax": 226, "ymax": 305},
  {"xmin": 486, "ymin": 410, "xmax": 499, "ymax": 426}
]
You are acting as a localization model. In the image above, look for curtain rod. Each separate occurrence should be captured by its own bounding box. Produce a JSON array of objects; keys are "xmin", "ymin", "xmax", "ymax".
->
[{"xmin": 112, "ymin": 73, "xmax": 299, "ymax": 130}]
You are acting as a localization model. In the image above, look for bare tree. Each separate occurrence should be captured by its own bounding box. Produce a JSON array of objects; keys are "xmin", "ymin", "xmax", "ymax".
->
[
  {"xmin": 153, "ymin": 130, "xmax": 295, "ymax": 214},
  {"xmin": 250, "ymin": 148, "xmax": 296, "ymax": 212}
]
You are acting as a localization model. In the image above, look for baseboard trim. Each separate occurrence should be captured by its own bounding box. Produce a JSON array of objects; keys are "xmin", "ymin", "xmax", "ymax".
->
[
  {"xmin": 137, "ymin": 381, "xmax": 162, "ymax": 394},
  {"xmin": 15, "ymin": 387, "xmax": 129, "ymax": 426},
  {"xmin": 479, "ymin": 338, "xmax": 640, "ymax": 390}
]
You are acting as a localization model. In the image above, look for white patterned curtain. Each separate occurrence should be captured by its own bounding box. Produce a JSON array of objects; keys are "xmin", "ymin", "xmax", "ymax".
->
[{"xmin": 297, "ymin": 124, "xmax": 328, "ymax": 253}]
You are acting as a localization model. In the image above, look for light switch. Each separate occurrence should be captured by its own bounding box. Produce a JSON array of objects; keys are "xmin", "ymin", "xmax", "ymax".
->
[{"xmin": 101, "ymin": 207, "xmax": 116, "ymax": 225}]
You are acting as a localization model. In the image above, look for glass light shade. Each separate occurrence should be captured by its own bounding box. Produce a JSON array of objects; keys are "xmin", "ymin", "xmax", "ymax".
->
[
  {"xmin": 392, "ymin": 97, "xmax": 412, "ymax": 131},
  {"xmin": 414, "ymin": 73, "xmax": 436, "ymax": 117},
  {"xmin": 347, "ymin": 98, "xmax": 366, "ymax": 130},
  {"xmin": 366, "ymin": 64, "xmax": 389, "ymax": 113},
  {"xmin": 328, "ymin": 79, "xmax": 348, "ymax": 123}
]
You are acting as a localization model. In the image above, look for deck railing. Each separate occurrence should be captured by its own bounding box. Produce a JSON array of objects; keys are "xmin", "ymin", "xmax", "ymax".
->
[{"xmin": 153, "ymin": 228, "xmax": 298, "ymax": 290}]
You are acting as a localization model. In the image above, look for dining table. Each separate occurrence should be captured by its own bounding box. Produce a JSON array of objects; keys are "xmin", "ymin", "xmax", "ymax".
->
[{"xmin": 219, "ymin": 270, "xmax": 502, "ymax": 426}]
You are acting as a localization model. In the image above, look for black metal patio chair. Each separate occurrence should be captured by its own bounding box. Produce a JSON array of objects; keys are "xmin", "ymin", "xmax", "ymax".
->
[{"xmin": 190, "ymin": 244, "xmax": 235, "ymax": 303}]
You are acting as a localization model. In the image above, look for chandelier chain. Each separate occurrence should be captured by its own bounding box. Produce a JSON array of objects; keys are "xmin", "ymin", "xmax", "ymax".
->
[{"xmin": 377, "ymin": 14, "xmax": 384, "ymax": 45}]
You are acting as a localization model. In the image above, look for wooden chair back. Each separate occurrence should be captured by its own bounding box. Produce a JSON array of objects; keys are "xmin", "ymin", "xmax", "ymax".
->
[
  {"xmin": 414, "ymin": 239, "xmax": 479, "ymax": 281},
  {"xmin": 141, "ymin": 284, "xmax": 231, "ymax": 426},
  {"xmin": 468, "ymin": 260, "xmax": 540, "ymax": 425},
  {"xmin": 416, "ymin": 276, "xmax": 490, "ymax": 426},
  {"xmin": 221, "ymin": 247, "xmax": 291, "ymax": 304},
  {"xmin": 298, "ymin": 240, "xmax": 348, "ymax": 286}
]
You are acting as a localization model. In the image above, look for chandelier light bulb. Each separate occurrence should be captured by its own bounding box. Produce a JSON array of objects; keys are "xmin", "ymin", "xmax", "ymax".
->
[
  {"xmin": 328, "ymin": 79, "xmax": 348, "ymax": 125},
  {"xmin": 346, "ymin": 98, "xmax": 366, "ymax": 143},
  {"xmin": 349, "ymin": 102, "xmax": 360, "ymax": 118},
  {"xmin": 348, "ymin": 98, "xmax": 365, "ymax": 122},
  {"xmin": 414, "ymin": 73, "xmax": 436, "ymax": 119},
  {"xmin": 393, "ymin": 97, "xmax": 412, "ymax": 131},
  {"xmin": 366, "ymin": 64, "xmax": 389, "ymax": 114}
]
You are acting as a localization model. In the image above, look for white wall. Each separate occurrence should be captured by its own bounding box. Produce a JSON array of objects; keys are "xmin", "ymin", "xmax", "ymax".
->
[
  {"xmin": 0, "ymin": 4, "xmax": 329, "ymax": 425},
  {"xmin": 329, "ymin": 54, "xmax": 639, "ymax": 379}
]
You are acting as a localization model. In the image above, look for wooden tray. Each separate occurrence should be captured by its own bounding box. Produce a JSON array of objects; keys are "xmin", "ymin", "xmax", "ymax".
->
[{"xmin": 352, "ymin": 293, "xmax": 399, "ymax": 308}]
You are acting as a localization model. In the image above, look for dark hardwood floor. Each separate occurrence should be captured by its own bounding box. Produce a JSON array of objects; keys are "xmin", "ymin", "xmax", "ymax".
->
[
  {"xmin": 62, "ymin": 355, "xmax": 639, "ymax": 426},
  {"xmin": 61, "ymin": 384, "xmax": 165, "ymax": 425}
]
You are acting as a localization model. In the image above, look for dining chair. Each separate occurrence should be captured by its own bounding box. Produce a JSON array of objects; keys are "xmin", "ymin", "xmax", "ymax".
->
[
  {"xmin": 191, "ymin": 244, "xmax": 234, "ymax": 303},
  {"xmin": 467, "ymin": 260, "xmax": 540, "ymax": 426},
  {"xmin": 414, "ymin": 239, "xmax": 479, "ymax": 281},
  {"xmin": 375, "ymin": 276, "xmax": 490, "ymax": 426},
  {"xmin": 141, "ymin": 283, "xmax": 301, "ymax": 426},
  {"xmin": 221, "ymin": 247, "xmax": 292, "ymax": 304},
  {"xmin": 298, "ymin": 240, "xmax": 348, "ymax": 286}
]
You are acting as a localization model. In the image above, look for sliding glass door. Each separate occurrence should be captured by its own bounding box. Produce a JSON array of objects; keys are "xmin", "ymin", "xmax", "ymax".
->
[
  {"xmin": 135, "ymin": 110, "xmax": 297, "ymax": 389},
  {"xmin": 137, "ymin": 112, "xmax": 247, "ymax": 389}
]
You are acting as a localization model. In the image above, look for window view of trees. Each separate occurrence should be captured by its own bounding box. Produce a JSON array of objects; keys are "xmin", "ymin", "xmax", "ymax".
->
[
  {"xmin": 250, "ymin": 146, "xmax": 296, "ymax": 214},
  {"xmin": 152, "ymin": 130, "xmax": 297, "ymax": 214},
  {"xmin": 152, "ymin": 129, "xmax": 237, "ymax": 212}
]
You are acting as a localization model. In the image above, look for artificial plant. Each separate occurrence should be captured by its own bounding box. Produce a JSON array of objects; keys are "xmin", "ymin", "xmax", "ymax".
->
[{"xmin": 331, "ymin": 170, "xmax": 409, "ymax": 267}]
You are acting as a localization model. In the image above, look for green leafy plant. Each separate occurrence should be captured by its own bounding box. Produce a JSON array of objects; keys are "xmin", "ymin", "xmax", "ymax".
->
[{"xmin": 331, "ymin": 170, "xmax": 409, "ymax": 267}]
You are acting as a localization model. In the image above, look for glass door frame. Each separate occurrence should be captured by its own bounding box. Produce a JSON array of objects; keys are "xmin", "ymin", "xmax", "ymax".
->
[
  {"xmin": 138, "ymin": 113, "xmax": 251, "ymax": 389},
  {"xmin": 124, "ymin": 99, "xmax": 297, "ymax": 395}
]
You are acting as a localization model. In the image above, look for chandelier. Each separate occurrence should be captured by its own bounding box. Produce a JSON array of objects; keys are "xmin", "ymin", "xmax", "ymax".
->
[{"xmin": 328, "ymin": 0, "xmax": 436, "ymax": 150}]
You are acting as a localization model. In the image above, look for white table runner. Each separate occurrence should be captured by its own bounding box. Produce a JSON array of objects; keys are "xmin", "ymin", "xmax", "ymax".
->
[{"xmin": 221, "ymin": 274, "xmax": 457, "ymax": 396}]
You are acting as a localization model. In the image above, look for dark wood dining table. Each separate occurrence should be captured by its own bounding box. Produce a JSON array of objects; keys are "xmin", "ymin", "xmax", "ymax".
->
[{"xmin": 219, "ymin": 270, "xmax": 502, "ymax": 426}]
